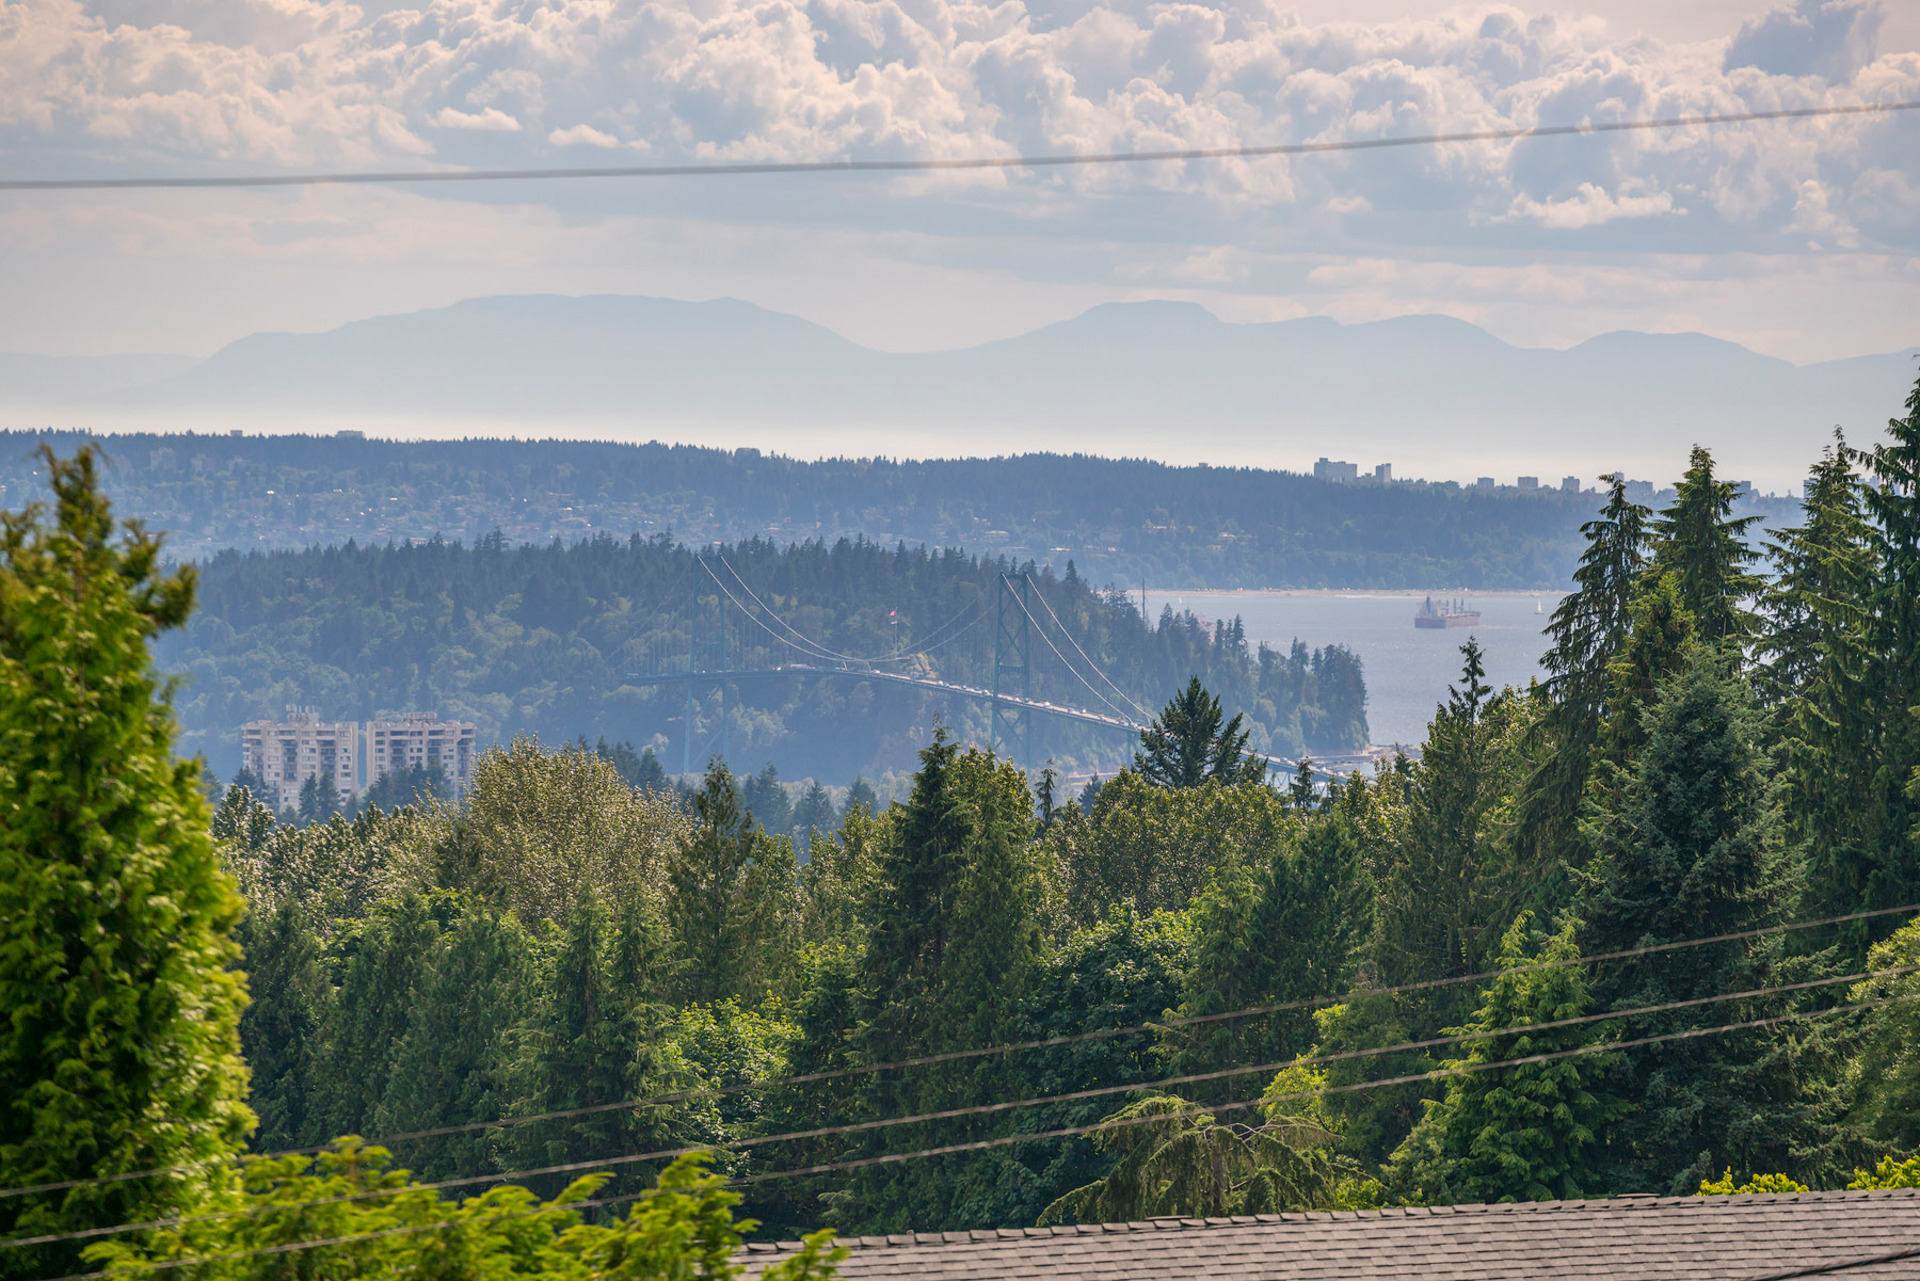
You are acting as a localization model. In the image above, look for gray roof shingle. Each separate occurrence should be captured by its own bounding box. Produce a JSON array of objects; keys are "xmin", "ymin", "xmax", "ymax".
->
[{"xmin": 739, "ymin": 1189, "xmax": 1920, "ymax": 1280}]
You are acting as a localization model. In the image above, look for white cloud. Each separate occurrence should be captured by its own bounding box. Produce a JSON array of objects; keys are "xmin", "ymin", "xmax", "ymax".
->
[
  {"xmin": 1502, "ymin": 181, "xmax": 1679, "ymax": 229},
  {"xmin": 547, "ymin": 123, "xmax": 622, "ymax": 147},
  {"xmin": 1, "ymin": 0, "xmax": 1913, "ymax": 255},
  {"xmin": 1725, "ymin": 0, "xmax": 1885, "ymax": 81},
  {"xmin": 433, "ymin": 107, "xmax": 522, "ymax": 132}
]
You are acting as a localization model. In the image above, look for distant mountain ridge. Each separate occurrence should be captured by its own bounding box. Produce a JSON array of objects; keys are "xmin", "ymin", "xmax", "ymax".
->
[{"xmin": 4, "ymin": 295, "xmax": 1913, "ymax": 486}]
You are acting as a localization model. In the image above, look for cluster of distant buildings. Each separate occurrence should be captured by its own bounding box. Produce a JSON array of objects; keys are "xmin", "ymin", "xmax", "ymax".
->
[
  {"xmin": 239, "ymin": 708, "xmax": 477, "ymax": 811},
  {"xmin": 1312, "ymin": 458, "xmax": 1757, "ymax": 504}
]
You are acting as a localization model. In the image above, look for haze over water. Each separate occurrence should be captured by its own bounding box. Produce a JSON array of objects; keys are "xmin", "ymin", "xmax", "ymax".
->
[{"xmin": 1173, "ymin": 591, "xmax": 1561, "ymax": 751}]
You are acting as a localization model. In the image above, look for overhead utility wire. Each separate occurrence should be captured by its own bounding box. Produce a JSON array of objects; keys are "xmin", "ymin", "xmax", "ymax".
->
[
  {"xmin": 35, "ymin": 997, "xmax": 1906, "ymax": 1281},
  {"xmin": 1020, "ymin": 574, "xmax": 1154, "ymax": 722},
  {"xmin": 718, "ymin": 996, "xmax": 1909, "ymax": 1188},
  {"xmin": 6, "ymin": 900, "xmax": 1910, "ymax": 1205},
  {"xmin": 15, "ymin": 961, "xmax": 1913, "ymax": 1252},
  {"xmin": 6, "ymin": 101, "xmax": 1915, "ymax": 192}
]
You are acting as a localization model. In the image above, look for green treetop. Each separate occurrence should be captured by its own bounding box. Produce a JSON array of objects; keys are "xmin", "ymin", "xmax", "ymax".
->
[
  {"xmin": 1134, "ymin": 676, "xmax": 1268, "ymax": 788},
  {"xmin": 1648, "ymin": 445, "xmax": 1762, "ymax": 647},
  {"xmin": 1391, "ymin": 913, "xmax": 1623, "ymax": 1204},
  {"xmin": 0, "ymin": 447, "xmax": 253, "ymax": 1269},
  {"xmin": 1520, "ymin": 475, "xmax": 1652, "ymax": 858}
]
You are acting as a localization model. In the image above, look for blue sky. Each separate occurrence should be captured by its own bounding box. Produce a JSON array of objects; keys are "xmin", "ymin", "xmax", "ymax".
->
[{"xmin": 2, "ymin": 0, "xmax": 1916, "ymax": 361}]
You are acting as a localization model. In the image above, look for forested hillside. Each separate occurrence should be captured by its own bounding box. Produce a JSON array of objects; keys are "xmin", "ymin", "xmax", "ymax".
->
[
  {"xmin": 211, "ymin": 393, "xmax": 1920, "ymax": 1235},
  {"xmin": 7, "ymin": 379, "xmax": 1920, "ymax": 1279},
  {"xmin": 162, "ymin": 534, "xmax": 1369, "ymax": 783},
  {"xmin": 0, "ymin": 430, "xmax": 1613, "ymax": 587}
]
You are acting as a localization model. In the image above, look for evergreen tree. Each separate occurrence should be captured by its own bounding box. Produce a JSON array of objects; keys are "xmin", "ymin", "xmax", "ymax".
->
[
  {"xmin": 634, "ymin": 746, "xmax": 670, "ymax": 792},
  {"xmin": 791, "ymin": 779, "xmax": 836, "ymax": 853},
  {"xmin": 1648, "ymin": 446, "xmax": 1761, "ymax": 647},
  {"xmin": 745, "ymin": 763, "xmax": 794, "ymax": 837},
  {"xmin": 1839, "ymin": 371, "xmax": 1920, "ymax": 929},
  {"xmin": 0, "ymin": 447, "xmax": 252, "ymax": 1269},
  {"xmin": 297, "ymin": 769, "xmax": 340, "ymax": 825},
  {"xmin": 1758, "ymin": 434, "xmax": 1871, "ymax": 709},
  {"xmin": 1759, "ymin": 438, "xmax": 1878, "ymax": 940},
  {"xmin": 667, "ymin": 762, "xmax": 797, "ymax": 1005},
  {"xmin": 1391, "ymin": 914, "xmax": 1622, "ymax": 1204},
  {"xmin": 1165, "ymin": 783, "xmax": 1373, "ymax": 1093},
  {"xmin": 851, "ymin": 733, "xmax": 1045, "ymax": 1230},
  {"xmin": 373, "ymin": 904, "xmax": 539, "ymax": 1181},
  {"xmin": 515, "ymin": 891, "xmax": 680, "ymax": 1198},
  {"xmin": 1519, "ymin": 475, "xmax": 1650, "ymax": 860},
  {"xmin": 1373, "ymin": 641, "xmax": 1539, "ymax": 992},
  {"xmin": 237, "ymin": 903, "xmax": 332, "ymax": 1151},
  {"xmin": 1592, "ymin": 573, "xmax": 1696, "ymax": 771},
  {"xmin": 1135, "ymin": 677, "xmax": 1267, "ymax": 788},
  {"xmin": 1578, "ymin": 651, "xmax": 1803, "ymax": 1191},
  {"xmin": 842, "ymin": 776, "xmax": 879, "ymax": 819},
  {"xmin": 314, "ymin": 895, "xmax": 447, "ymax": 1139}
]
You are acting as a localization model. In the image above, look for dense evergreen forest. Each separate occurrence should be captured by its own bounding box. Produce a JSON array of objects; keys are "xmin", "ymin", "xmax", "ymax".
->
[
  {"xmin": 0, "ymin": 429, "xmax": 1628, "ymax": 588},
  {"xmin": 7, "ymin": 375, "xmax": 1920, "ymax": 1279},
  {"xmin": 161, "ymin": 535, "xmax": 1370, "ymax": 783}
]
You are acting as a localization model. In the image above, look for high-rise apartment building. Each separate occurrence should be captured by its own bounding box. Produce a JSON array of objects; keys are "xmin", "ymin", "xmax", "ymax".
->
[
  {"xmin": 240, "ymin": 709, "xmax": 360, "ymax": 811},
  {"xmin": 367, "ymin": 712, "xmax": 478, "ymax": 798}
]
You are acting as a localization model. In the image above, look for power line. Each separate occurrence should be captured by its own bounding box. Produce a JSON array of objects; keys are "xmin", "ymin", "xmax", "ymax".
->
[
  {"xmin": 5, "ymin": 102, "xmax": 1915, "ymax": 193},
  {"xmin": 14, "ymin": 962, "xmax": 1911, "ymax": 1252},
  {"xmin": 5, "ymin": 900, "xmax": 1909, "ymax": 1206},
  {"xmin": 720, "ymin": 996, "xmax": 1900, "ymax": 1186},
  {"xmin": 33, "ymin": 997, "xmax": 1901, "ymax": 1280}
]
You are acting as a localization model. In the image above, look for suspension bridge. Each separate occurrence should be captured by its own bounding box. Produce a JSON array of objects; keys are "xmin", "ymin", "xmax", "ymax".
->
[{"xmin": 628, "ymin": 559, "xmax": 1325, "ymax": 778}]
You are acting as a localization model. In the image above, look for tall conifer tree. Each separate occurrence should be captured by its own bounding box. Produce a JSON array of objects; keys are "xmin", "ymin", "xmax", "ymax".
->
[
  {"xmin": 0, "ymin": 448, "xmax": 252, "ymax": 1270},
  {"xmin": 1649, "ymin": 446, "xmax": 1762, "ymax": 647},
  {"xmin": 1843, "ymin": 372, "xmax": 1920, "ymax": 927},
  {"xmin": 1760, "ymin": 437, "xmax": 1878, "ymax": 940},
  {"xmin": 1519, "ymin": 476, "xmax": 1650, "ymax": 858},
  {"xmin": 852, "ymin": 732, "xmax": 1044, "ymax": 1230},
  {"xmin": 1579, "ymin": 652, "xmax": 1803, "ymax": 1191},
  {"xmin": 667, "ymin": 761, "xmax": 797, "ymax": 1004}
]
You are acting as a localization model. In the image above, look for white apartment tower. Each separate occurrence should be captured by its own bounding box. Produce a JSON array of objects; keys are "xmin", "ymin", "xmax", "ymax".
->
[
  {"xmin": 367, "ymin": 712, "xmax": 478, "ymax": 798},
  {"xmin": 240, "ymin": 709, "xmax": 360, "ymax": 811}
]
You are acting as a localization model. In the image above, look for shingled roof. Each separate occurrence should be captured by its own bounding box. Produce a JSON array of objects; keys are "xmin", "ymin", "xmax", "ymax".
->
[{"xmin": 739, "ymin": 1188, "xmax": 1920, "ymax": 1280}]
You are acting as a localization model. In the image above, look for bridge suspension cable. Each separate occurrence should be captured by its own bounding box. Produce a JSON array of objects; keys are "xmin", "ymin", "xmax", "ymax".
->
[
  {"xmin": 1022, "ymin": 573, "xmax": 1155, "ymax": 722},
  {"xmin": 706, "ymin": 557, "xmax": 984, "ymax": 666}
]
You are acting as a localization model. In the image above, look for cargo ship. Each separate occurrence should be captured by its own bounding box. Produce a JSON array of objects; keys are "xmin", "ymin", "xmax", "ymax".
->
[{"xmin": 1415, "ymin": 595, "xmax": 1481, "ymax": 629}]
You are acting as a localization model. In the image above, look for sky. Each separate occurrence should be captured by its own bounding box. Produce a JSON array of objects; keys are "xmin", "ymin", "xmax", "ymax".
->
[{"xmin": 1, "ymin": 0, "xmax": 1917, "ymax": 363}]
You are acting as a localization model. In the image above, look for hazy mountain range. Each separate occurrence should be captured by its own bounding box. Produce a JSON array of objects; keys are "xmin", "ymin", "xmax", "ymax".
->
[{"xmin": 5, "ymin": 295, "xmax": 1914, "ymax": 487}]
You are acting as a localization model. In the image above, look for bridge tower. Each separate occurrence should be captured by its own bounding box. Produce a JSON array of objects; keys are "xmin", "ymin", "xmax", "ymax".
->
[
  {"xmin": 991, "ymin": 574, "xmax": 1033, "ymax": 770},
  {"xmin": 683, "ymin": 572, "xmax": 732, "ymax": 775}
]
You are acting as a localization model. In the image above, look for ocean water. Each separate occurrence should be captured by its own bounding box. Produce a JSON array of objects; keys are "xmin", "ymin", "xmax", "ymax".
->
[{"xmin": 1169, "ymin": 591, "xmax": 1562, "ymax": 750}]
